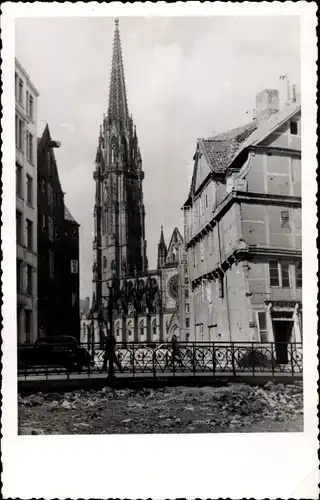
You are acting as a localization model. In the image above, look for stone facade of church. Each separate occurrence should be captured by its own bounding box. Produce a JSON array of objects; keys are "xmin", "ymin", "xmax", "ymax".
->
[{"xmin": 91, "ymin": 20, "xmax": 191, "ymax": 344}]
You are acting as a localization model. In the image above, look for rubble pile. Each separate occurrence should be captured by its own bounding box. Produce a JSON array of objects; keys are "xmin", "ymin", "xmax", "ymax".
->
[{"xmin": 18, "ymin": 381, "xmax": 303, "ymax": 435}]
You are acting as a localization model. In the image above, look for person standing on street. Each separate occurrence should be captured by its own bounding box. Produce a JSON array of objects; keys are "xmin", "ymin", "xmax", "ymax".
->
[
  {"xmin": 171, "ymin": 334, "xmax": 183, "ymax": 368},
  {"xmin": 102, "ymin": 334, "xmax": 122, "ymax": 374}
]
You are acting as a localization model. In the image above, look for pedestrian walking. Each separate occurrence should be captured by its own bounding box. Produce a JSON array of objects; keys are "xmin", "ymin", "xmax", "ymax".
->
[{"xmin": 102, "ymin": 334, "xmax": 122, "ymax": 375}]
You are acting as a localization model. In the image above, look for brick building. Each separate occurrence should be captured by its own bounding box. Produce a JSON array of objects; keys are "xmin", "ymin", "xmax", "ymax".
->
[
  {"xmin": 37, "ymin": 125, "xmax": 80, "ymax": 341},
  {"xmin": 183, "ymin": 87, "xmax": 302, "ymax": 355},
  {"xmin": 15, "ymin": 59, "xmax": 39, "ymax": 343}
]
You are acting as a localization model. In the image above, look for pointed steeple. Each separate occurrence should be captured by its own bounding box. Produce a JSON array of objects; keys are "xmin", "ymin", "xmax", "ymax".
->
[
  {"xmin": 108, "ymin": 18, "xmax": 129, "ymax": 123},
  {"xmin": 157, "ymin": 225, "xmax": 168, "ymax": 269}
]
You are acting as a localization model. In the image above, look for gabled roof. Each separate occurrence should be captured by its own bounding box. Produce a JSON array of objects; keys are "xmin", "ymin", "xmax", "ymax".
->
[
  {"xmin": 228, "ymin": 99, "xmax": 301, "ymax": 169},
  {"xmin": 188, "ymin": 122, "xmax": 257, "ymax": 198},
  {"xmin": 167, "ymin": 227, "xmax": 184, "ymax": 251},
  {"xmin": 187, "ymin": 97, "xmax": 301, "ymax": 201},
  {"xmin": 64, "ymin": 206, "xmax": 79, "ymax": 225}
]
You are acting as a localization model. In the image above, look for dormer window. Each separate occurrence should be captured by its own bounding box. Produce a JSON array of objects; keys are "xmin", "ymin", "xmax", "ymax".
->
[{"xmin": 290, "ymin": 120, "xmax": 298, "ymax": 136}]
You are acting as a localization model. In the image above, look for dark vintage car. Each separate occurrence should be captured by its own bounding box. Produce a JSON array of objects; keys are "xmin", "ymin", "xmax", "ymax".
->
[{"xmin": 18, "ymin": 335, "xmax": 93, "ymax": 371}]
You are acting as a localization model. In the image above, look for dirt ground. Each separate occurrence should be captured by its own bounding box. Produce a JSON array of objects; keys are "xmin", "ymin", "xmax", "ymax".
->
[{"xmin": 18, "ymin": 381, "xmax": 303, "ymax": 435}]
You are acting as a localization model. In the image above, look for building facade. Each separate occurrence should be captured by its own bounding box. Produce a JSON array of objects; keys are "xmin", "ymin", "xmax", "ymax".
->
[
  {"xmin": 15, "ymin": 59, "xmax": 39, "ymax": 343},
  {"xmin": 37, "ymin": 125, "xmax": 80, "ymax": 341},
  {"xmin": 183, "ymin": 87, "xmax": 302, "ymax": 354},
  {"xmin": 92, "ymin": 20, "xmax": 190, "ymax": 343},
  {"xmin": 62, "ymin": 207, "xmax": 80, "ymax": 341}
]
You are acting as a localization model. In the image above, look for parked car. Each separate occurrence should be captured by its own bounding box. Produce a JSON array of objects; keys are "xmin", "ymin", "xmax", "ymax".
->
[{"xmin": 18, "ymin": 335, "xmax": 93, "ymax": 371}]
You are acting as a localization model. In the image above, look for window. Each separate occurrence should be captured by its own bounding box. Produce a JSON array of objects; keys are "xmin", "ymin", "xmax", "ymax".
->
[
  {"xmin": 185, "ymin": 303, "xmax": 190, "ymax": 313},
  {"xmin": 26, "ymin": 265, "xmax": 33, "ymax": 294},
  {"xmin": 140, "ymin": 322, "xmax": 144, "ymax": 337},
  {"xmin": 18, "ymin": 78, "xmax": 23, "ymax": 105},
  {"xmin": 116, "ymin": 328, "xmax": 120, "ymax": 337},
  {"xmin": 103, "ymin": 256, "xmax": 107, "ymax": 270},
  {"xmin": 127, "ymin": 322, "xmax": 132, "ymax": 337},
  {"xmin": 49, "ymin": 250, "xmax": 54, "ymax": 278},
  {"xmin": 15, "ymin": 72, "xmax": 18, "ymax": 100},
  {"xmin": 48, "ymin": 216, "xmax": 54, "ymax": 242},
  {"xmin": 152, "ymin": 320, "xmax": 157, "ymax": 336},
  {"xmin": 41, "ymin": 213, "xmax": 47, "ymax": 230},
  {"xmin": 16, "ymin": 211, "xmax": 22, "ymax": 244},
  {"xmin": 186, "ymin": 318, "xmax": 190, "ymax": 328},
  {"xmin": 41, "ymin": 178, "xmax": 47, "ymax": 195},
  {"xmin": 269, "ymin": 260, "xmax": 291, "ymax": 288},
  {"xmin": 15, "ymin": 115, "xmax": 24, "ymax": 150},
  {"xmin": 280, "ymin": 210, "xmax": 290, "ymax": 228},
  {"xmin": 26, "ymin": 219, "xmax": 33, "ymax": 249},
  {"xmin": 26, "ymin": 174, "xmax": 33, "ymax": 205},
  {"xmin": 25, "ymin": 310, "xmax": 32, "ymax": 343},
  {"xmin": 269, "ymin": 260, "xmax": 280, "ymax": 287},
  {"xmin": 16, "ymin": 164, "xmax": 22, "ymax": 197},
  {"xmin": 17, "ymin": 259, "xmax": 22, "ymax": 292},
  {"xmin": 290, "ymin": 121, "xmax": 298, "ymax": 135},
  {"xmin": 295, "ymin": 262, "xmax": 302, "ymax": 288},
  {"xmin": 281, "ymin": 262, "xmax": 290, "ymax": 288},
  {"xmin": 205, "ymin": 193, "xmax": 208, "ymax": 208},
  {"xmin": 28, "ymin": 93, "xmax": 34, "ymax": 120},
  {"xmin": 26, "ymin": 131, "xmax": 34, "ymax": 163},
  {"xmin": 184, "ymin": 289, "xmax": 189, "ymax": 299},
  {"xmin": 257, "ymin": 311, "xmax": 268, "ymax": 342},
  {"xmin": 185, "ymin": 277, "xmax": 189, "ymax": 285},
  {"xmin": 71, "ymin": 260, "xmax": 79, "ymax": 274}
]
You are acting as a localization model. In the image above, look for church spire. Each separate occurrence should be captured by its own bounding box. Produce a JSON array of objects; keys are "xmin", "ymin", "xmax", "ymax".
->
[
  {"xmin": 157, "ymin": 225, "xmax": 167, "ymax": 269},
  {"xmin": 108, "ymin": 18, "xmax": 129, "ymax": 123}
]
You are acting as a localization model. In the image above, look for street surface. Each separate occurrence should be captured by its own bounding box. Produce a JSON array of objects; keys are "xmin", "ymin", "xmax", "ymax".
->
[{"xmin": 18, "ymin": 380, "xmax": 303, "ymax": 435}]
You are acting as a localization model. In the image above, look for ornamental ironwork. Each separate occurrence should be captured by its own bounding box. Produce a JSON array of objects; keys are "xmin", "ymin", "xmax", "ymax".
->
[{"xmin": 18, "ymin": 341, "xmax": 303, "ymax": 379}]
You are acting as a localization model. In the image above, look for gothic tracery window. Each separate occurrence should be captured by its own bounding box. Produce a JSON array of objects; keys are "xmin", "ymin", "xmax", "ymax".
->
[{"xmin": 152, "ymin": 319, "xmax": 157, "ymax": 336}]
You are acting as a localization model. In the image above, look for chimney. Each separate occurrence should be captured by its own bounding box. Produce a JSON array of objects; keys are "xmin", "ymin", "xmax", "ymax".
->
[{"xmin": 255, "ymin": 89, "xmax": 280, "ymax": 123}]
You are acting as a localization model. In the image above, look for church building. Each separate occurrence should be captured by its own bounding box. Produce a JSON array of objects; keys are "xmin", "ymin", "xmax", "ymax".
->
[{"xmin": 91, "ymin": 20, "xmax": 191, "ymax": 344}]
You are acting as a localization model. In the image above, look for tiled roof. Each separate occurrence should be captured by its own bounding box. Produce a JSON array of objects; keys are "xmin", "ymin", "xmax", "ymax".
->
[{"xmin": 199, "ymin": 121, "xmax": 257, "ymax": 175}]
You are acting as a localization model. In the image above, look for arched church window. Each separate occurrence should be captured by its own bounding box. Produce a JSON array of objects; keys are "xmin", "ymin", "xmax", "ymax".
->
[
  {"xmin": 116, "ymin": 328, "xmax": 120, "ymax": 337},
  {"xmin": 127, "ymin": 321, "xmax": 132, "ymax": 337},
  {"xmin": 103, "ymin": 256, "xmax": 107, "ymax": 270},
  {"xmin": 152, "ymin": 319, "xmax": 157, "ymax": 336},
  {"xmin": 139, "ymin": 321, "xmax": 144, "ymax": 337}
]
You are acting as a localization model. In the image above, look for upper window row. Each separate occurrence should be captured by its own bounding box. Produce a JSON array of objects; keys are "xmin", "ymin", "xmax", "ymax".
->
[
  {"xmin": 15, "ymin": 115, "xmax": 34, "ymax": 163},
  {"xmin": 269, "ymin": 260, "xmax": 302, "ymax": 289},
  {"xmin": 15, "ymin": 73, "xmax": 34, "ymax": 120}
]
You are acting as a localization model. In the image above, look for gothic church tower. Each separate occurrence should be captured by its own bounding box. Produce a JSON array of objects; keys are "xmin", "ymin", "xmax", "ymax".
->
[{"xmin": 93, "ymin": 20, "xmax": 148, "ymax": 306}]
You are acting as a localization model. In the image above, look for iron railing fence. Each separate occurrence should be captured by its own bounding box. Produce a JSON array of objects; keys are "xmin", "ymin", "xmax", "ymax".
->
[{"xmin": 18, "ymin": 341, "xmax": 303, "ymax": 379}]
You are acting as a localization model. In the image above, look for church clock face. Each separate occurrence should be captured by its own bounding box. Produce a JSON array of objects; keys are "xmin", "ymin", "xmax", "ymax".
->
[{"xmin": 167, "ymin": 274, "xmax": 179, "ymax": 300}]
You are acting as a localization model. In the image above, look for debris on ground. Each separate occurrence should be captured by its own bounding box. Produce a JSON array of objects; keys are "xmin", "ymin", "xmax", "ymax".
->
[{"xmin": 18, "ymin": 381, "xmax": 303, "ymax": 434}]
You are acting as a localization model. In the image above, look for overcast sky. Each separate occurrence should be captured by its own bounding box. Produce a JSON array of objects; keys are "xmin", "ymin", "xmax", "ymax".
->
[{"xmin": 15, "ymin": 16, "xmax": 300, "ymax": 300}]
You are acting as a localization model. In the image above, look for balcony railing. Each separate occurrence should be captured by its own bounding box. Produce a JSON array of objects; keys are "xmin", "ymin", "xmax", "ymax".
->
[{"xmin": 17, "ymin": 341, "xmax": 303, "ymax": 380}]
